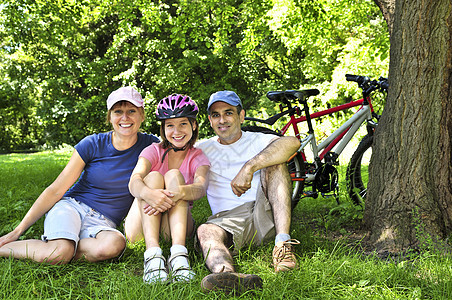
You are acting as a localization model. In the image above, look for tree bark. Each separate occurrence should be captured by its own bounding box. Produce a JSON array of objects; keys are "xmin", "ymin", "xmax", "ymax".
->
[
  {"xmin": 373, "ymin": 0, "xmax": 395, "ymax": 35},
  {"xmin": 366, "ymin": 0, "xmax": 452, "ymax": 252}
]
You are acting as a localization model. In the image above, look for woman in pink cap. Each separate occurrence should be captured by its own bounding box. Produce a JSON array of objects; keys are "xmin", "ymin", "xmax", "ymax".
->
[
  {"xmin": 124, "ymin": 94, "xmax": 210, "ymax": 284},
  {"xmin": 0, "ymin": 86, "xmax": 159, "ymax": 264}
]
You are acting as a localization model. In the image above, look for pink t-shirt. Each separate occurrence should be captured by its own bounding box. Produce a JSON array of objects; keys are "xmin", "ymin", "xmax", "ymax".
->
[{"xmin": 139, "ymin": 143, "xmax": 210, "ymax": 184}]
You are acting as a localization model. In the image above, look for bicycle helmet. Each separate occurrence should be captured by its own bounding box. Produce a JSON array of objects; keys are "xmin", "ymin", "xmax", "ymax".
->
[{"xmin": 156, "ymin": 94, "xmax": 199, "ymax": 120}]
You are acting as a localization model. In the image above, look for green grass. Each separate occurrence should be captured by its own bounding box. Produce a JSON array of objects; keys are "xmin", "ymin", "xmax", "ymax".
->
[{"xmin": 1, "ymin": 150, "xmax": 452, "ymax": 299}]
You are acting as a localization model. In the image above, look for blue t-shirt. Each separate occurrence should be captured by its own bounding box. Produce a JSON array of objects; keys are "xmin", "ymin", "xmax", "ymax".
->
[{"xmin": 64, "ymin": 132, "xmax": 160, "ymax": 226}]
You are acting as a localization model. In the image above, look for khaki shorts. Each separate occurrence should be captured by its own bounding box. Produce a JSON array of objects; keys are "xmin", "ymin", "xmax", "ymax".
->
[{"xmin": 205, "ymin": 184, "xmax": 275, "ymax": 251}]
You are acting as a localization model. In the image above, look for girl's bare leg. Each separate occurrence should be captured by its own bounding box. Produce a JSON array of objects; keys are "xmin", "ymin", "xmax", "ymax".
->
[
  {"xmin": 141, "ymin": 171, "xmax": 165, "ymax": 248},
  {"xmin": 140, "ymin": 172, "xmax": 167, "ymax": 283},
  {"xmin": 164, "ymin": 169, "xmax": 188, "ymax": 246},
  {"xmin": 164, "ymin": 169, "xmax": 194, "ymax": 281}
]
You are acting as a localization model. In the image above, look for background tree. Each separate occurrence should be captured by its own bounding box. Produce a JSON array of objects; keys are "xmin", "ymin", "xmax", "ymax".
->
[
  {"xmin": 0, "ymin": 0, "xmax": 388, "ymax": 152},
  {"xmin": 366, "ymin": 0, "xmax": 452, "ymax": 252}
]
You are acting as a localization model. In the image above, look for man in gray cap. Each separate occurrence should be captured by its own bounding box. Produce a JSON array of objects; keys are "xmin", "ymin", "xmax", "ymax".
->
[{"xmin": 196, "ymin": 90, "xmax": 301, "ymax": 294}]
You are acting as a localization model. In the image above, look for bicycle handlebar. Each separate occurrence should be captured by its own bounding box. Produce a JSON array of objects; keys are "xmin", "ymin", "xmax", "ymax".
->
[
  {"xmin": 345, "ymin": 74, "xmax": 370, "ymax": 85},
  {"xmin": 379, "ymin": 76, "xmax": 389, "ymax": 91},
  {"xmin": 346, "ymin": 74, "xmax": 388, "ymax": 93}
]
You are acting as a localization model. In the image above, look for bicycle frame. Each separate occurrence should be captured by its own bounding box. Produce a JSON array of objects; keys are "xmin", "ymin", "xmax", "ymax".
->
[
  {"xmin": 288, "ymin": 98, "xmax": 373, "ymax": 163},
  {"xmin": 244, "ymin": 75, "xmax": 388, "ymax": 206}
]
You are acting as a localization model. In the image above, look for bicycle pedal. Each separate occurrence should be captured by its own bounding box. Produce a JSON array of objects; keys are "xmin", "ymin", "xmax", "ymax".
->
[
  {"xmin": 302, "ymin": 191, "xmax": 318, "ymax": 198},
  {"xmin": 321, "ymin": 193, "xmax": 336, "ymax": 198}
]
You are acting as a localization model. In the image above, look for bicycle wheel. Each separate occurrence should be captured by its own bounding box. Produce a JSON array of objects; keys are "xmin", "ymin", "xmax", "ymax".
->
[
  {"xmin": 346, "ymin": 134, "xmax": 373, "ymax": 206},
  {"xmin": 287, "ymin": 153, "xmax": 304, "ymax": 210},
  {"xmin": 241, "ymin": 125, "xmax": 304, "ymax": 210}
]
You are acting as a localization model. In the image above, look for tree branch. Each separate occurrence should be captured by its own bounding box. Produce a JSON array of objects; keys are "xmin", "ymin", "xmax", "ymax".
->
[{"xmin": 373, "ymin": 0, "xmax": 396, "ymax": 35}]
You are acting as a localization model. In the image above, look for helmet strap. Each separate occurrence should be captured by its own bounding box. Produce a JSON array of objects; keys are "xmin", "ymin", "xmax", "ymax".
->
[{"xmin": 161, "ymin": 144, "xmax": 189, "ymax": 163}]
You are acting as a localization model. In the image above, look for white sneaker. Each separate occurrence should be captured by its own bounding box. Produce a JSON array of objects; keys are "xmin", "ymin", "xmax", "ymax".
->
[
  {"xmin": 168, "ymin": 252, "xmax": 195, "ymax": 282},
  {"xmin": 143, "ymin": 254, "xmax": 168, "ymax": 284}
]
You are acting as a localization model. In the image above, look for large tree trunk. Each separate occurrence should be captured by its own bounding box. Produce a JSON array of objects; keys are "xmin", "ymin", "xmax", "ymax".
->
[{"xmin": 366, "ymin": 0, "xmax": 452, "ymax": 252}]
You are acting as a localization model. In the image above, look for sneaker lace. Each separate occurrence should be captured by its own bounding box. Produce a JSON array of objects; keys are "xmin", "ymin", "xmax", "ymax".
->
[{"xmin": 274, "ymin": 239, "xmax": 300, "ymax": 262}]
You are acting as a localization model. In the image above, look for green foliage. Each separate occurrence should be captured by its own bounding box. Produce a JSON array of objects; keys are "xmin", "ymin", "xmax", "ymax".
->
[
  {"xmin": 1, "ymin": 151, "xmax": 452, "ymax": 299},
  {"xmin": 0, "ymin": 0, "xmax": 389, "ymax": 152}
]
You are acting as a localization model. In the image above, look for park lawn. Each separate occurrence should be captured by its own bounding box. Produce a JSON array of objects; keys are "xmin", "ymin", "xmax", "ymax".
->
[{"xmin": 0, "ymin": 150, "xmax": 451, "ymax": 299}]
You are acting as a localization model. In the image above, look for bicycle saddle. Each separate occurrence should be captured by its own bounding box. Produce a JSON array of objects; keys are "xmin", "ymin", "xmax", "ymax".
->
[{"xmin": 267, "ymin": 89, "xmax": 320, "ymax": 102}]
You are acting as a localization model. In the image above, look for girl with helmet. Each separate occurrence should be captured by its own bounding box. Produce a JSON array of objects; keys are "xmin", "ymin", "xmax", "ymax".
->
[{"xmin": 124, "ymin": 94, "xmax": 210, "ymax": 284}]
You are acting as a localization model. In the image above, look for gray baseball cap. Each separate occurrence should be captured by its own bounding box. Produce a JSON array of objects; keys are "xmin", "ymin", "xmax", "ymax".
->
[{"xmin": 207, "ymin": 90, "xmax": 243, "ymax": 111}]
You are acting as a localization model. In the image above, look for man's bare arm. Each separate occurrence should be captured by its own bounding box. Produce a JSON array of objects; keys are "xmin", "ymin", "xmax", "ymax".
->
[{"xmin": 231, "ymin": 136, "xmax": 300, "ymax": 196}]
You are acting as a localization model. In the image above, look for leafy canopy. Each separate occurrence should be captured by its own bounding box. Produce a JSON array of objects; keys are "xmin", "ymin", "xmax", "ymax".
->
[{"xmin": 0, "ymin": 0, "xmax": 388, "ymax": 152}]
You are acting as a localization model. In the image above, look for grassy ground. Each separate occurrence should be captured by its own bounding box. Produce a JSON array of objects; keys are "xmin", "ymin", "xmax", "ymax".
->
[{"xmin": 1, "ymin": 150, "xmax": 451, "ymax": 299}]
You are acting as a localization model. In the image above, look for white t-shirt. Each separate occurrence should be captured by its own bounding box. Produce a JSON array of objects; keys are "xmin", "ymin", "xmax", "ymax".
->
[{"xmin": 196, "ymin": 131, "xmax": 277, "ymax": 215}]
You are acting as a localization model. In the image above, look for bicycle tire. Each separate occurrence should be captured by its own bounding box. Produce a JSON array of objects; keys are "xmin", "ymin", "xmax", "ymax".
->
[
  {"xmin": 346, "ymin": 134, "xmax": 373, "ymax": 206},
  {"xmin": 288, "ymin": 153, "xmax": 304, "ymax": 210},
  {"xmin": 241, "ymin": 125, "xmax": 304, "ymax": 210}
]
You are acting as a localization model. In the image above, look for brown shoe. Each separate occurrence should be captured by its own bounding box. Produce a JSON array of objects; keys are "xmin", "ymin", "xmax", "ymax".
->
[
  {"xmin": 201, "ymin": 272, "xmax": 263, "ymax": 295},
  {"xmin": 272, "ymin": 239, "xmax": 300, "ymax": 272}
]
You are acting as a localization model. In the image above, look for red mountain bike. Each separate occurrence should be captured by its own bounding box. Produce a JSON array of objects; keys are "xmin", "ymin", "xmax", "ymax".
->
[{"xmin": 243, "ymin": 74, "xmax": 388, "ymax": 209}]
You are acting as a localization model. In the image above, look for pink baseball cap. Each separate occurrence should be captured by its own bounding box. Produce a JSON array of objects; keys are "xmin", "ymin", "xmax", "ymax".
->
[{"xmin": 106, "ymin": 86, "xmax": 144, "ymax": 110}]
